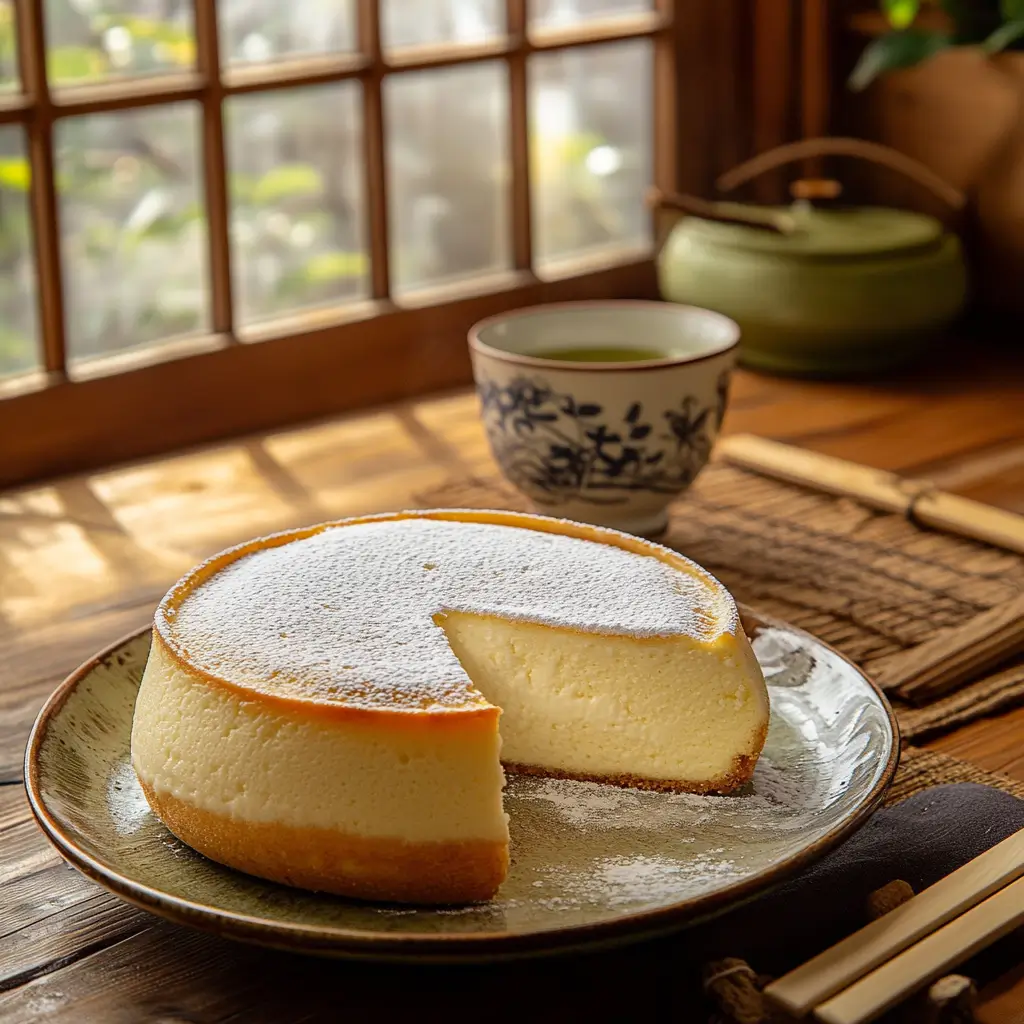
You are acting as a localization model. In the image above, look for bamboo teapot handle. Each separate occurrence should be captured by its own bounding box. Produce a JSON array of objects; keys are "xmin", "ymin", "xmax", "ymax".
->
[{"xmin": 715, "ymin": 137, "xmax": 966, "ymax": 211}]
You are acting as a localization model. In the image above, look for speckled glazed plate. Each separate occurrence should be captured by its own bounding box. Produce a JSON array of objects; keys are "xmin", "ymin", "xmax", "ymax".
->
[{"xmin": 25, "ymin": 610, "xmax": 898, "ymax": 962}]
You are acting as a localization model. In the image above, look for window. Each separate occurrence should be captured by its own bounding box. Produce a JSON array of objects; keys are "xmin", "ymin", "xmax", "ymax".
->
[{"xmin": 0, "ymin": 0, "xmax": 691, "ymax": 486}]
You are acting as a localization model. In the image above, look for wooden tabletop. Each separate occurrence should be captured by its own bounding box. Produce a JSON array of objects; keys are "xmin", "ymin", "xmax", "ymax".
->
[{"xmin": 2, "ymin": 344, "xmax": 1024, "ymax": 1022}]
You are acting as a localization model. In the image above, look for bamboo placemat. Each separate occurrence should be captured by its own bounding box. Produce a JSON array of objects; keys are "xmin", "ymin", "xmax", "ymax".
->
[
  {"xmin": 887, "ymin": 746, "xmax": 1024, "ymax": 805},
  {"xmin": 414, "ymin": 435, "xmax": 1024, "ymax": 746}
]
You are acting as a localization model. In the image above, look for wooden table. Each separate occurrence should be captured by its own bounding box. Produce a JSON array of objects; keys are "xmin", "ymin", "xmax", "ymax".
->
[{"xmin": 3, "ymin": 345, "xmax": 1024, "ymax": 1022}]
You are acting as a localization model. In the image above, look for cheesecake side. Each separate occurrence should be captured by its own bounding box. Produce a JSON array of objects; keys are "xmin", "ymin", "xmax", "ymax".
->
[{"xmin": 131, "ymin": 633, "xmax": 510, "ymax": 903}]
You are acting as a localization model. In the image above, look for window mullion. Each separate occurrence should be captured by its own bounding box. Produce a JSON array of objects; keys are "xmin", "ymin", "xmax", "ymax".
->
[
  {"xmin": 194, "ymin": 0, "xmax": 234, "ymax": 337},
  {"xmin": 507, "ymin": 0, "xmax": 532, "ymax": 273},
  {"xmin": 652, "ymin": 0, "xmax": 678, "ymax": 199},
  {"xmin": 359, "ymin": 0, "xmax": 390, "ymax": 301},
  {"xmin": 17, "ymin": 0, "xmax": 66, "ymax": 377}
]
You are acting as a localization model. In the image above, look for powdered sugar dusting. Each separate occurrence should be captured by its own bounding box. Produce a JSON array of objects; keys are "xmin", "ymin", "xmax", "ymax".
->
[
  {"xmin": 529, "ymin": 852, "xmax": 748, "ymax": 909},
  {"xmin": 106, "ymin": 758, "xmax": 151, "ymax": 836},
  {"xmin": 161, "ymin": 517, "xmax": 732, "ymax": 709},
  {"xmin": 487, "ymin": 742, "xmax": 834, "ymax": 910},
  {"xmin": 508, "ymin": 754, "xmax": 821, "ymax": 838}
]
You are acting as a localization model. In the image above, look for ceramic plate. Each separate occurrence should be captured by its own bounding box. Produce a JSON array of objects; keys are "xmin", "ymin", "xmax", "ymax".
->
[{"xmin": 25, "ymin": 610, "xmax": 898, "ymax": 961}]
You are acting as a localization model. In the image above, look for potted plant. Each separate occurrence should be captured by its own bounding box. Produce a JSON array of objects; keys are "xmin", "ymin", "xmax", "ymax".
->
[{"xmin": 847, "ymin": 0, "xmax": 1024, "ymax": 316}]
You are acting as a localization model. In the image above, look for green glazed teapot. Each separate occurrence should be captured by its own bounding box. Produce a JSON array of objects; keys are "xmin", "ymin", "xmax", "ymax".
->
[{"xmin": 655, "ymin": 138, "xmax": 969, "ymax": 377}]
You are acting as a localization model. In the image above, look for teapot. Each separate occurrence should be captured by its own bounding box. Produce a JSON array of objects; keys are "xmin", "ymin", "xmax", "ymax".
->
[{"xmin": 653, "ymin": 138, "xmax": 969, "ymax": 377}]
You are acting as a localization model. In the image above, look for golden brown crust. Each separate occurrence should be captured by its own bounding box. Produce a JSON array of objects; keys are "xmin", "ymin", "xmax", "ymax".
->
[
  {"xmin": 140, "ymin": 782, "xmax": 509, "ymax": 905},
  {"xmin": 504, "ymin": 720, "xmax": 770, "ymax": 796},
  {"xmin": 152, "ymin": 508, "xmax": 735, "ymax": 727}
]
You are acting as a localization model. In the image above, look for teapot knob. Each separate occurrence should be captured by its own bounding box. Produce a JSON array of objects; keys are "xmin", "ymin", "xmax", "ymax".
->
[{"xmin": 790, "ymin": 178, "xmax": 844, "ymax": 203}]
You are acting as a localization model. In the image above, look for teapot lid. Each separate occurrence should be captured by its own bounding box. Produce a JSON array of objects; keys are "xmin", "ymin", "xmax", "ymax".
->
[{"xmin": 684, "ymin": 203, "xmax": 944, "ymax": 259}]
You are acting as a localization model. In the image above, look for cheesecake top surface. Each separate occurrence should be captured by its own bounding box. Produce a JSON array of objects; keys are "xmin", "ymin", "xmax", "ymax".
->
[{"xmin": 157, "ymin": 512, "xmax": 738, "ymax": 713}]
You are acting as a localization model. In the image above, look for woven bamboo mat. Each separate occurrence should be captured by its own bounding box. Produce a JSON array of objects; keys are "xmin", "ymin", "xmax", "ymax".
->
[
  {"xmin": 414, "ymin": 452, "xmax": 1024, "ymax": 758},
  {"xmin": 887, "ymin": 746, "xmax": 1024, "ymax": 804}
]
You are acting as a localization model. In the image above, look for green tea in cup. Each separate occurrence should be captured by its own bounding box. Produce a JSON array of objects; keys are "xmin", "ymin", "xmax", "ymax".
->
[{"xmin": 529, "ymin": 345, "xmax": 666, "ymax": 363}]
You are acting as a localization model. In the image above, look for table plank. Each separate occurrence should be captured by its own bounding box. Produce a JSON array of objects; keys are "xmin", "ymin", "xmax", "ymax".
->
[
  {"xmin": 0, "ymin": 917, "xmax": 693, "ymax": 1024},
  {"xmin": 0, "ymin": 599, "xmax": 156, "ymax": 783},
  {"xmin": 0, "ymin": 790, "xmax": 61, "ymax": 885},
  {"xmin": 928, "ymin": 704, "xmax": 1024, "ymax": 782},
  {"xmin": 0, "ymin": 788, "xmax": 150, "ymax": 994},
  {"xmin": 1, "ymin": 890, "xmax": 147, "ymax": 994},
  {"xmin": 979, "ymin": 962, "xmax": 1024, "ymax": 1024}
]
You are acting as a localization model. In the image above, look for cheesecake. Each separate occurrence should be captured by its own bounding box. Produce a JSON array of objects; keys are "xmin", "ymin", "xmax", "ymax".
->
[{"xmin": 131, "ymin": 510, "xmax": 769, "ymax": 904}]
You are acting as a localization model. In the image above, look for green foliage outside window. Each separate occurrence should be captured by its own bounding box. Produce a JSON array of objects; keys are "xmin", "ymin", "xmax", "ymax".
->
[{"xmin": 851, "ymin": 0, "xmax": 1024, "ymax": 91}]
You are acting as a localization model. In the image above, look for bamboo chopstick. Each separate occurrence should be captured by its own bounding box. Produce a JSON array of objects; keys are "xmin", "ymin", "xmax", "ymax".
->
[
  {"xmin": 718, "ymin": 435, "xmax": 915, "ymax": 516},
  {"xmin": 717, "ymin": 435, "xmax": 1024, "ymax": 556},
  {"xmin": 763, "ymin": 828, "xmax": 1024, "ymax": 1019},
  {"xmin": 814, "ymin": 874, "xmax": 1024, "ymax": 1024}
]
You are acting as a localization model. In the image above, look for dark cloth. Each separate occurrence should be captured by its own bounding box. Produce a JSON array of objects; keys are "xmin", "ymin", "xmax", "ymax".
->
[{"xmin": 686, "ymin": 782, "xmax": 1024, "ymax": 974}]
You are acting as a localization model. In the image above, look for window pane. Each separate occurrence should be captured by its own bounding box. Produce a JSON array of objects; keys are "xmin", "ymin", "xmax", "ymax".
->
[
  {"xmin": 0, "ymin": 126, "xmax": 37, "ymax": 377},
  {"xmin": 386, "ymin": 62, "xmax": 510, "ymax": 295},
  {"xmin": 529, "ymin": 40, "xmax": 652, "ymax": 269},
  {"xmin": 219, "ymin": 0, "xmax": 356, "ymax": 65},
  {"xmin": 57, "ymin": 104, "xmax": 208, "ymax": 365},
  {"xmin": 531, "ymin": 0, "xmax": 651, "ymax": 29},
  {"xmin": 382, "ymin": 0, "xmax": 503, "ymax": 51},
  {"xmin": 226, "ymin": 84, "xmax": 367, "ymax": 327},
  {"xmin": 1, "ymin": 0, "xmax": 18, "ymax": 90},
  {"xmin": 45, "ymin": 0, "xmax": 195, "ymax": 86}
]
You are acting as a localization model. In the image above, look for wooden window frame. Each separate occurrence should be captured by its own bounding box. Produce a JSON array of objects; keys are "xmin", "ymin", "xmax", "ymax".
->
[{"xmin": 0, "ymin": 0, "xmax": 758, "ymax": 489}]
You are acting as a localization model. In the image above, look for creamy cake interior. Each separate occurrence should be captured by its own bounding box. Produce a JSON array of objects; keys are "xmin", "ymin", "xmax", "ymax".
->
[
  {"xmin": 131, "ymin": 511, "xmax": 769, "ymax": 904},
  {"xmin": 442, "ymin": 612, "xmax": 764, "ymax": 787}
]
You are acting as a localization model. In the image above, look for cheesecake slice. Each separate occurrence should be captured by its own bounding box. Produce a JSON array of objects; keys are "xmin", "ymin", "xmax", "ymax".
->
[{"xmin": 131, "ymin": 510, "xmax": 768, "ymax": 904}]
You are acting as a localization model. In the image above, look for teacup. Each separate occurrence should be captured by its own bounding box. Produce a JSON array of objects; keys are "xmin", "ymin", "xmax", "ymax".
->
[{"xmin": 468, "ymin": 300, "xmax": 740, "ymax": 536}]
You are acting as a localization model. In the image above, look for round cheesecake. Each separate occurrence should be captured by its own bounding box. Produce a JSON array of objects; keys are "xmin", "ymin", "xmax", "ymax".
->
[{"xmin": 131, "ymin": 509, "xmax": 769, "ymax": 904}]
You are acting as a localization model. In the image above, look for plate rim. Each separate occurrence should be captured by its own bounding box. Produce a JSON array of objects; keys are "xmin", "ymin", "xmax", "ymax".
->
[{"xmin": 24, "ymin": 608, "xmax": 901, "ymax": 960}]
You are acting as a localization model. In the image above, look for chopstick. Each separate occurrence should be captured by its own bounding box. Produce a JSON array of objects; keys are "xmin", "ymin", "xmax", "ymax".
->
[
  {"xmin": 813, "ymin": 874, "xmax": 1024, "ymax": 1024},
  {"xmin": 763, "ymin": 827, "xmax": 1024, "ymax": 1019},
  {"xmin": 716, "ymin": 434, "xmax": 1024, "ymax": 556}
]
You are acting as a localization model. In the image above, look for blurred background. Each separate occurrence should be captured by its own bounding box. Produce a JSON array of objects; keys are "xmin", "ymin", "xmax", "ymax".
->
[{"xmin": 0, "ymin": 0, "xmax": 652, "ymax": 374}]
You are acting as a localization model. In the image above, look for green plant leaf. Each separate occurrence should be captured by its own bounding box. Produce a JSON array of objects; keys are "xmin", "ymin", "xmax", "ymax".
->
[
  {"xmin": 110, "ymin": 15, "xmax": 197, "ymax": 66},
  {"xmin": 938, "ymin": 0, "xmax": 1001, "ymax": 44},
  {"xmin": 848, "ymin": 29, "xmax": 951, "ymax": 90},
  {"xmin": 252, "ymin": 164, "xmax": 324, "ymax": 206},
  {"xmin": 47, "ymin": 45, "xmax": 107, "ymax": 83},
  {"xmin": 1002, "ymin": 0, "xmax": 1024, "ymax": 21},
  {"xmin": 302, "ymin": 251, "xmax": 368, "ymax": 282},
  {"xmin": 985, "ymin": 16, "xmax": 1024, "ymax": 49},
  {"xmin": 229, "ymin": 172, "xmax": 259, "ymax": 204},
  {"xmin": 0, "ymin": 157, "xmax": 30, "ymax": 191},
  {"xmin": 882, "ymin": 0, "xmax": 921, "ymax": 29},
  {"xmin": 0, "ymin": 322, "xmax": 36, "ymax": 375}
]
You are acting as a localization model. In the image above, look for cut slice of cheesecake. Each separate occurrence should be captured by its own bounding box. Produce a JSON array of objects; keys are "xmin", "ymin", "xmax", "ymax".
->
[{"xmin": 131, "ymin": 509, "xmax": 769, "ymax": 904}]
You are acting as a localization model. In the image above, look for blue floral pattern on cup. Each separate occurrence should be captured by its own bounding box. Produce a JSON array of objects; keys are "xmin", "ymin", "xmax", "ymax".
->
[{"xmin": 477, "ymin": 371, "xmax": 730, "ymax": 508}]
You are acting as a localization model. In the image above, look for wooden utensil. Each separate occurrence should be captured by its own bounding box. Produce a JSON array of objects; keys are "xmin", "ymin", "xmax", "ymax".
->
[
  {"xmin": 645, "ymin": 186, "xmax": 797, "ymax": 234},
  {"xmin": 814, "ymin": 876, "xmax": 1024, "ymax": 1024},
  {"xmin": 718, "ymin": 435, "xmax": 1024, "ymax": 555},
  {"xmin": 764, "ymin": 827, "xmax": 1024, "ymax": 1021}
]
